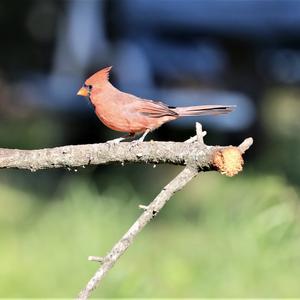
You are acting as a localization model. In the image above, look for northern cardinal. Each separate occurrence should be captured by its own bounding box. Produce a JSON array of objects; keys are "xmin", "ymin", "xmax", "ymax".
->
[{"xmin": 77, "ymin": 66, "xmax": 234, "ymax": 142}]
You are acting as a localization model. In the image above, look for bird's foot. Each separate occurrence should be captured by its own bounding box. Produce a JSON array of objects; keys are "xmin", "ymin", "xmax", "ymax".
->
[
  {"xmin": 129, "ymin": 131, "xmax": 150, "ymax": 147},
  {"xmin": 106, "ymin": 133, "xmax": 136, "ymax": 144},
  {"xmin": 129, "ymin": 140, "xmax": 142, "ymax": 148},
  {"xmin": 106, "ymin": 137, "xmax": 126, "ymax": 144}
]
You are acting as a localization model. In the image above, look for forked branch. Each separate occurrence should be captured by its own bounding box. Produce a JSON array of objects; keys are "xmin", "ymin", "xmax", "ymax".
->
[
  {"xmin": 0, "ymin": 124, "xmax": 252, "ymax": 176},
  {"xmin": 75, "ymin": 124, "xmax": 253, "ymax": 299},
  {"xmin": 0, "ymin": 123, "xmax": 253, "ymax": 299}
]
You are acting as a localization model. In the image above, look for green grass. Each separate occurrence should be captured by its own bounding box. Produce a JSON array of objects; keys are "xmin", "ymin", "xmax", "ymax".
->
[{"xmin": 0, "ymin": 171, "xmax": 300, "ymax": 297}]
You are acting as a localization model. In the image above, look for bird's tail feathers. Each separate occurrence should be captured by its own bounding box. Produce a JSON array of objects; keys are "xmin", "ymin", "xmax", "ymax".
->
[{"xmin": 173, "ymin": 105, "xmax": 235, "ymax": 117}]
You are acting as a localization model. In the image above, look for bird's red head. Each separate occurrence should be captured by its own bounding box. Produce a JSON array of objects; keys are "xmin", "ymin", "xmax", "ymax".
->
[{"xmin": 77, "ymin": 66, "xmax": 112, "ymax": 96}]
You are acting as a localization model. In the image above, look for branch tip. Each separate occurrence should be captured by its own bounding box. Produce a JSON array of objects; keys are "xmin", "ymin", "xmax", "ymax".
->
[
  {"xmin": 88, "ymin": 256, "xmax": 105, "ymax": 263},
  {"xmin": 138, "ymin": 204, "xmax": 149, "ymax": 210},
  {"xmin": 196, "ymin": 122, "xmax": 206, "ymax": 144},
  {"xmin": 184, "ymin": 122, "xmax": 206, "ymax": 143},
  {"xmin": 238, "ymin": 137, "xmax": 254, "ymax": 154}
]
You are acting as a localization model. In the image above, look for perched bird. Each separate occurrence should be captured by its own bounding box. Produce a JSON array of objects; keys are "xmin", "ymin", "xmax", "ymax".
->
[{"xmin": 77, "ymin": 66, "xmax": 234, "ymax": 142}]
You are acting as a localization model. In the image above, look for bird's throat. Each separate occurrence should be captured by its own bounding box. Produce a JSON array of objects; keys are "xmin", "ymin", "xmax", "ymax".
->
[{"xmin": 87, "ymin": 96, "xmax": 96, "ymax": 110}]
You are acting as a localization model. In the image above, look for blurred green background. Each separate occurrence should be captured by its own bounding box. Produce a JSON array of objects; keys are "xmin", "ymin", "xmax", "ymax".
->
[{"xmin": 1, "ymin": 0, "xmax": 300, "ymax": 298}]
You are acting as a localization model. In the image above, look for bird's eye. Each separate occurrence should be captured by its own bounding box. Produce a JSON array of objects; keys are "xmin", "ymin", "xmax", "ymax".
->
[{"xmin": 83, "ymin": 84, "xmax": 92, "ymax": 91}]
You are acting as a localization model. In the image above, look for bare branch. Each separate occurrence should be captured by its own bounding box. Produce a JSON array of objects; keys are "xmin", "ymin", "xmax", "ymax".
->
[
  {"xmin": 0, "ymin": 124, "xmax": 254, "ymax": 299},
  {"xmin": 0, "ymin": 137, "xmax": 252, "ymax": 174},
  {"xmin": 77, "ymin": 166, "xmax": 199, "ymax": 300},
  {"xmin": 0, "ymin": 141, "xmax": 211, "ymax": 171}
]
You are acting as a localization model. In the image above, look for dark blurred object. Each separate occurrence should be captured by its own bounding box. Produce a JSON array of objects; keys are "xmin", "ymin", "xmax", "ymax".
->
[
  {"xmin": 115, "ymin": 0, "xmax": 300, "ymax": 38},
  {"xmin": 4, "ymin": 0, "xmax": 300, "ymax": 135},
  {"xmin": 112, "ymin": 0, "xmax": 300, "ymax": 133},
  {"xmin": 1, "ymin": 0, "xmax": 300, "ymax": 184}
]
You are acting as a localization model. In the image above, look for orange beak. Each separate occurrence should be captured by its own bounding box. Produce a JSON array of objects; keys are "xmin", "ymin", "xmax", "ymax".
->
[{"xmin": 77, "ymin": 86, "xmax": 89, "ymax": 97}]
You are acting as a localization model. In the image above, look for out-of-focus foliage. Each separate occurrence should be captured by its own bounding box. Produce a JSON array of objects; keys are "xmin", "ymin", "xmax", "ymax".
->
[
  {"xmin": 1, "ymin": 172, "xmax": 299, "ymax": 297},
  {"xmin": 260, "ymin": 88, "xmax": 300, "ymax": 185}
]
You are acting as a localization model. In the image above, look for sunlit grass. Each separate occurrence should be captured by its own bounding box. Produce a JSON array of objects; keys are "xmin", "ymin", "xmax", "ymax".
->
[{"xmin": 0, "ymin": 172, "xmax": 300, "ymax": 297}]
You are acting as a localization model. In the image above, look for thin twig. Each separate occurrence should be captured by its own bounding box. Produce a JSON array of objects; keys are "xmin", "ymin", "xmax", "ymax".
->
[
  {"xmin": 88, "ymin": 256, "xmax": 105, "ymax": 263},
  {"xmin": 238, "ymin": 137, "xmax": 254, "ymax": 154},
  {"xmin": 77, "ymin": 165, "xmax": 199, "ymax": 300},
  {"xmin": 184, "ymin": 122, "xmax": 206, "ymax": 143},
  {"xmin": 138, "ymin": 204, "xmax": 149, "ymax": 210}
]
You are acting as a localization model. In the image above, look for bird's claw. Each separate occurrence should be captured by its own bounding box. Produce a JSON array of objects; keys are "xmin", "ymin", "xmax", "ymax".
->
[
  {"xmin": 129, "ymin": 140, "xmax": 142, "ymax": 148},
  {"xmin": 106, "ymin": 137, "xmax": 125, "ymax": 144}
]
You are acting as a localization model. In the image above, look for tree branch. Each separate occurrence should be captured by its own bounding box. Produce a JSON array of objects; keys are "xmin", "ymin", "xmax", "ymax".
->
[
  {"xmin": 0, "ymin": 141, "xmax": 211, "ymax": 171},
  {"xmin": 0, "ymin": 129, "xmax": 252, "ymax": 177},
  {"xmin": 0, "ymin": 123, "xmax": 253, "ymax": 299},
  {"xmin": 77, "ymin": 165, "xmax": 199, "ymax": 300}
]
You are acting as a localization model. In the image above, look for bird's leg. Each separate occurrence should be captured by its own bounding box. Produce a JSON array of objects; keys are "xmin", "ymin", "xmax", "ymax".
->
[
  {"xmin": 107, "ymin": 133, "xmax": 135, "ymax": 144},
  {"xmin": 129, "ymin": 129, "xmax": 151, "ymax": 148},
  {"xmin": 138, "ymin": 129, "xmax": 151, "ymax": 142}
]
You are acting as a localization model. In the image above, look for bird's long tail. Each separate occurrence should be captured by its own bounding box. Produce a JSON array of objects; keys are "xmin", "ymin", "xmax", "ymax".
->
[{"xmin": 173, "ymin": 105, "xmax": 235, "ymax": 117}]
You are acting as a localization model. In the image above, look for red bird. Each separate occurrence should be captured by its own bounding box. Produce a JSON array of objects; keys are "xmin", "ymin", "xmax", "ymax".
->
[{"xmin": 77, "ymin": 66, "xmax": 234, "ymax": 142}]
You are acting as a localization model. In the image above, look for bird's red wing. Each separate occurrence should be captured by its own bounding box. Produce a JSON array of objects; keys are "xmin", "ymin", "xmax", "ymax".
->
[{"xmin": 134, "ymin": 100, "xmax": 178, "ymax": 118}]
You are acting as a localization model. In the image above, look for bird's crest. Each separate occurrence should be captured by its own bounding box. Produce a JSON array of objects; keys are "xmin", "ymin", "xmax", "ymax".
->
[{"xmin": 85, "ymin": 66, "xmax": 112, "ymax": 85}]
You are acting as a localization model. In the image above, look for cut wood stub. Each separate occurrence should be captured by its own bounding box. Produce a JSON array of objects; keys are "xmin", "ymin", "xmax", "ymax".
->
[{"xmin": 212, "ymin": 147, "xmax": 244, "ymax": 177}]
